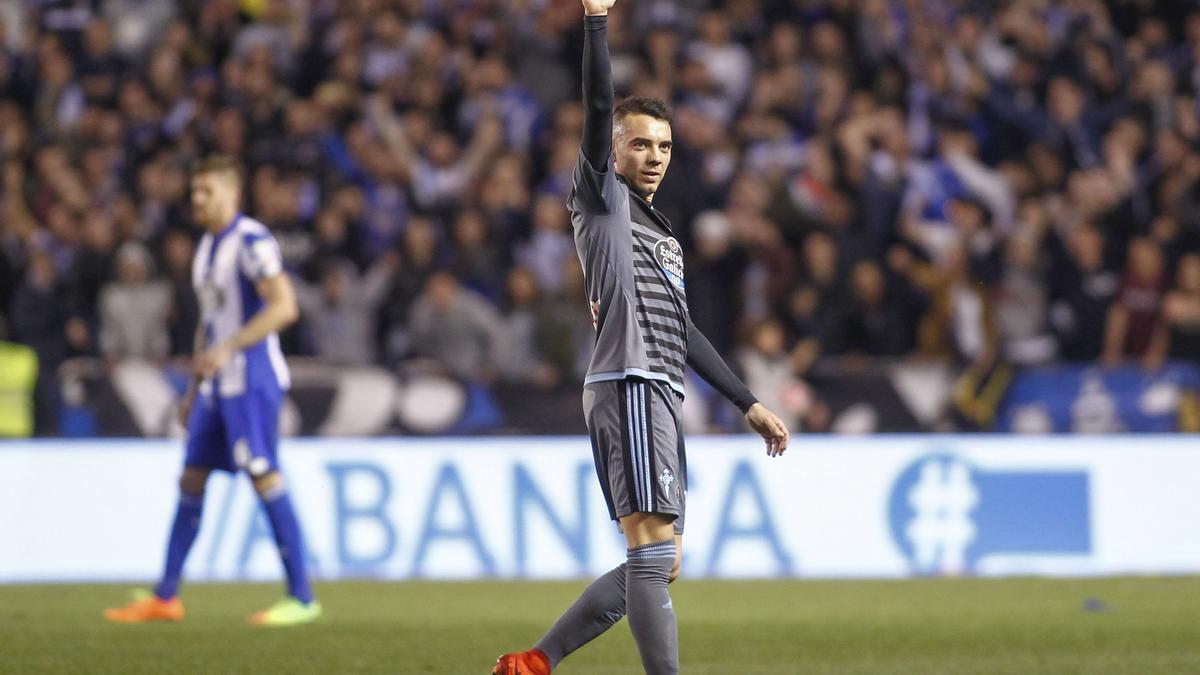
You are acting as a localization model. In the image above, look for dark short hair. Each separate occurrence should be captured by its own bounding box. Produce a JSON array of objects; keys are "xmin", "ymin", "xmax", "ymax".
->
[
  {"xmin": 190, "ymin": 154, "xmax": 242, "ymax": 181},
  {"xmin": 614, "ymin": 97, "xmax": 672, "ymax": 128}
]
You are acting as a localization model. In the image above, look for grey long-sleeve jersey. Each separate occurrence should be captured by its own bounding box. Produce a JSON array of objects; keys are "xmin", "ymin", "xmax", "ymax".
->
[
  {"xmin": 569, "ymin": 13, "xmax": 757, "ymax": 413},
  {"xmin": 569, "ymin": 152, "xmax": 689, "ymax": 396}
]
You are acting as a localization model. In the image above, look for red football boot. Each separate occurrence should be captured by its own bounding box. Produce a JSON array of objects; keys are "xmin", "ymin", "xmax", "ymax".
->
[{"xmin": 492, "ymin": 649, "xmax": 551, "ymax": 675}]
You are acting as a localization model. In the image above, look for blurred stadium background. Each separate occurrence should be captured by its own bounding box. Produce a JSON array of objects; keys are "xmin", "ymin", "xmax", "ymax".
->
[
  {"xmin": 2, "ymin": 0, "xmax": 1200, "ymax": 672},
  {"xmin": 1, "ymin": 0, "xmax": 1198, "ymax": 438}
]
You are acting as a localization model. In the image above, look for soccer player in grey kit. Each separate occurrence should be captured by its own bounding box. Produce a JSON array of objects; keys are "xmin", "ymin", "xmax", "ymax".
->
[{"xmin": 493, "ymin": 1, "xmax": 791, "ymax": 673}]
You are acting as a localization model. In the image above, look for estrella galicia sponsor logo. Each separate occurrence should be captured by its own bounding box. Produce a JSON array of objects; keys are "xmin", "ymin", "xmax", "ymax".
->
[
  {"xmin": 654, "ymin": 237, "xmax": 685, "ymax": 291},
  {"xmin": 887, "ymin": 453, "xmax": 1091, "ymax": 575}
]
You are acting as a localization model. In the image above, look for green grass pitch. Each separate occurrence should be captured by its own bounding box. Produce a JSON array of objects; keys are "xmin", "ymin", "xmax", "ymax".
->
[{"xmin": 2, "ymin": 577, "xmax": 1199, "ymax": 674}]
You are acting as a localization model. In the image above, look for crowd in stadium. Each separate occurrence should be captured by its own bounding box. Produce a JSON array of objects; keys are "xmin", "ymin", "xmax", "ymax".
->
[{"xmin": 2, "ymin": 0, "xmax": 1200, "ymax": 435}]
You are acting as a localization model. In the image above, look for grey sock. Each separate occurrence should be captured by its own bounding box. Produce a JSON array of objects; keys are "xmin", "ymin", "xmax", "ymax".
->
[
  {"xmin": 534, "ymin": 563, "xmax": 627, "ymax": 668},
  {"xmin": 625, "ymin": 540, "xmax": 678, "ymax": 675}
]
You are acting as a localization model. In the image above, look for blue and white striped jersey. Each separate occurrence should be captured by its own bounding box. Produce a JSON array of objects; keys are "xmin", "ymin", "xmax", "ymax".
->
[{"xmin": 192, "ymin": 214, "xmax": 290, "ymax": 397}]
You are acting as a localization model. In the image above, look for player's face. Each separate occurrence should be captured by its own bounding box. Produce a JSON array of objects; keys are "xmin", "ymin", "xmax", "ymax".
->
[
  {"xmin": 614, "ymin": 114, "xmax": 672, "ymax": 200},
  {"xmin": 190, "ymin": 172, "xmax": 239, "ymax": 231}
]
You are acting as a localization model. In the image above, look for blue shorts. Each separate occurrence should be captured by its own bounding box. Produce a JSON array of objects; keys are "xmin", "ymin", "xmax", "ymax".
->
[{"xmin": 185, "ymin": 388, "xmax": 282, "ymax": 476}]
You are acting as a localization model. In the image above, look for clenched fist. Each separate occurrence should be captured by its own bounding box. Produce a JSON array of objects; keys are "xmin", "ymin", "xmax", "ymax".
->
[{"xmin": 582, "ymin": 0, "xmax": 616, "ymax": 16}]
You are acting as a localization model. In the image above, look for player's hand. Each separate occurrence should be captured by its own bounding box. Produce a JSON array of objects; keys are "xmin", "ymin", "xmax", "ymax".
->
[
  {"xmin": 195, "ymin": 343, "xmax": 235, "ymax": 379},
  {"xmin": 582, "ymin": 0, "xmax": 616, "ymax": 16},
  {"xmin": 745, "ymin": 403, "xmax": 790, "ymax": 457}
]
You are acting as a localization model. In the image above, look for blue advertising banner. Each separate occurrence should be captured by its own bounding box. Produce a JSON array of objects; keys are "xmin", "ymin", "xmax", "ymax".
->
[
  {"xmin": 3, "ymin": 437, "xmax": 1200, "ymax": 582},
  {"xmin": 996, "ymin": 362, "xmax": 1200, "ymax": 433}
]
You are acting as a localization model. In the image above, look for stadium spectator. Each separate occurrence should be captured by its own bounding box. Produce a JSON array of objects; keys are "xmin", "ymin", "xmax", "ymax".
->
[
  {"xmin": 546, "ymin": 255, "xmax": 597, "ymax": 384},
  {"xmin": 160, "ymin": 228, "xmax": 199, "ymax": 357},
  {"xmin": 685, "ymin": 210, "xmax": 749, "ymax": 356},
  {"xmin": 382, "ymin": 215, "xmax": 442, "ymax": 362},
  {"xmin": 494, "ymin": 267, "xmax": 563, "ymax": 389},
  {"xmin": 299, "ymin": 206, "xmax": 370, "ymax": 281},
  {"xmin": 448, "ymin": 207, "xmax": 505, "ymax": 301},
  {"xmin": 1148, "ymin": 252, "xmax": 1200, "ymax": 366},
  {"xmin": 102, "ymin": 0, "xmax": 176, "ymax": 60},
  {"xmin": 293, "ymin": 252, "xmax": 397, "ymax": 366},
  {"xmin": 98, "ymin": 241, "xmax": 171, "ymax": 362},
  {"xmin": 993, "ymin": 233, "xmax": 1057, "ymax": 365},
  {"xmin": 515, "ymin": 193, "xmax": 575, "ymax": 296},
  {"xmin": 9, "ymin": 251, "xmax": 74, "ymax": 434},
  {"xmin": 737, "ymin": 317, "xmax": 802, "ymax": 430},
  {"xmin": 77, "ymin": 18, "xmax": 125, "ymax": 107},
  {"xmin": 1103, "ymin": 237, "xmax": 1169, "ymax": 366},
  {"xmin": 1049, "ymin": 224, "xmax": 1119, "ymax": 361},
  {"xmin": 687, "ymin": 9, "xmax": 754, "ymax": 107},
  {"xmin": 407, "ymin": 270, "xmax": 502, "ymax": 383},
  {"xmin": 831, "ymin": 259, "xmax": 927, "ymax": 357},
  {"xmin": 3, "ymin": 0, "xmax": 1200, "ymax": 434},
  {"xmin": 796, "ymin": 230, "xmax": 845, "ymax": 348},
  {"xmin": 68, "ymin": 210, "xmax": 119, "ymax": 347}
]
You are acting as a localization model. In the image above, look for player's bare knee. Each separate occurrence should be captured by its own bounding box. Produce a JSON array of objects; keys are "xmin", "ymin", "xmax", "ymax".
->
[
  {"xmin": 179, "ymin": 467, "xmax": 210, "ymax": 495},
  {"xmin": 251, "ymin": 470, "xmax": 284, "ymax": 497},
  {"xmin": 619, "ymin": 512, "xmax": 676, "ymax": 548}
]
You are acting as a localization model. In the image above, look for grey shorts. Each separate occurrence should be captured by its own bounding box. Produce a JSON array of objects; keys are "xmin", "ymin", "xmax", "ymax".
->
[{"xmin": 583, "ymin": 377, "xmax": 687, "ymax": 534}]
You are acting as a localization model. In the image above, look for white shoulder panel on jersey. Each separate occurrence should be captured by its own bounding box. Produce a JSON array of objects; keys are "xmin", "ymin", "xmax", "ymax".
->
[{"xmin": 236, "ymin": 216, "xmax": 284, "ymax": 282}]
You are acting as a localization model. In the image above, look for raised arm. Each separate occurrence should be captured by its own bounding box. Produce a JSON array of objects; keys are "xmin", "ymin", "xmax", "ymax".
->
[
  {"xmin": 366, "ymin": 94, "xmax": 417, "ymax": 182},
  {"xmin": 686, "ymin": 317, "xmax": 791, "ymax": 456},
  {"xmin": 359, "ymin": 251, "xmax": 400, "ymax": 308},
  {"xmin": 581, "ymin": 0, "xmax": 617, "ymax": 171},
  {"xmin": 291, "ymin": 272, "xmax": 321, "ymax": 316}
]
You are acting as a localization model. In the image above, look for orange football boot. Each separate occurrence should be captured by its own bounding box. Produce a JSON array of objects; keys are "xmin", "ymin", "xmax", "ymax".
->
[
  {"xmin": 103, "ymin": 590, "xmax": 184, "ymax": 623},
  {"xmin": 492, "ymin": 649, "xmax": 550, "ymax": 675}
]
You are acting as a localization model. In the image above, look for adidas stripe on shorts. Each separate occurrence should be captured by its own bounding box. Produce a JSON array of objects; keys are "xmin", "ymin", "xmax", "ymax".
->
[{"xmin": 584, "ymin": 377, "xmax": 687, "ymax": 534}]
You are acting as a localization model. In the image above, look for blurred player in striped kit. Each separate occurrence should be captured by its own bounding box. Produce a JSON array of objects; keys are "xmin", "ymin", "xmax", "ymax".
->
[{"xmin": 104, "ymin": 155, "xmax": 320, "ymax": 626}]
